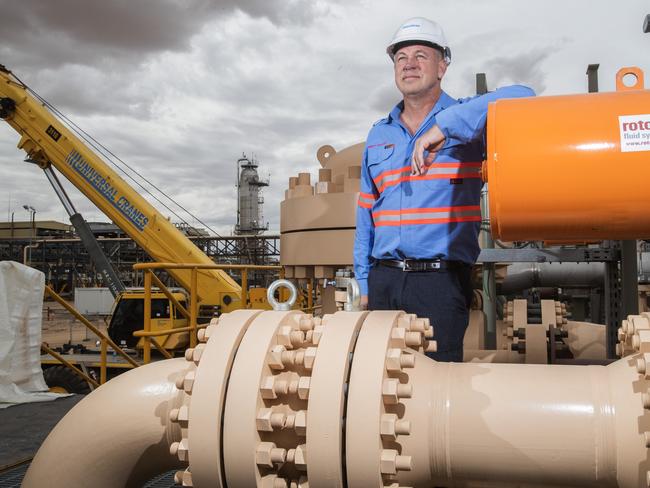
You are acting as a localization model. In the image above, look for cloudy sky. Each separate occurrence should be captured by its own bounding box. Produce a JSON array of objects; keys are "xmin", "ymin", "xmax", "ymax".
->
[{"xmin": 0, "ymin": 0, "xmax": 648, "ymax": 236}]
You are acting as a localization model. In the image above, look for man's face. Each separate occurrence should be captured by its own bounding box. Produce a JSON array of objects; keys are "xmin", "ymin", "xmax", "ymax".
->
[{"xmin": 393, "ymin": 44, "xmax": 447, "ymax": 98}]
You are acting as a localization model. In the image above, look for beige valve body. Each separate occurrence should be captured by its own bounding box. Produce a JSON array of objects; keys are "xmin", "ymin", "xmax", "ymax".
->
[{"xmin": 24, "ymin": 310, "xmax": 650, "ymax": 488}]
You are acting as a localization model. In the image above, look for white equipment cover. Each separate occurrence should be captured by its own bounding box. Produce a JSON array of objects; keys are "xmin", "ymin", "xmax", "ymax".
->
[{"xmin": 0, "ymin": 261, "xmax": 66, "ymax": 407}]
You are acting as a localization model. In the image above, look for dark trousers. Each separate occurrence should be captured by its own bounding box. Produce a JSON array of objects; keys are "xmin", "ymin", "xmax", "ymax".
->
[{"xmin": 368, "ymin": 263, "xmax": 473, "ymax": 362}]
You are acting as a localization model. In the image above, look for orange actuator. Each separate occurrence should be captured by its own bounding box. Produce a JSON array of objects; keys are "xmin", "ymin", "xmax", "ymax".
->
[{"xmin": 486, "ymin": 67, "xmax": 650, "ymax": 241}]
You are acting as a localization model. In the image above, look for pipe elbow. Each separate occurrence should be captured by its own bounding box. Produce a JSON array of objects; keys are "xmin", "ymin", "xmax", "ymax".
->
[{"xmin": 23, "ymin": 358, "xmax": 189, "ymax": 488}]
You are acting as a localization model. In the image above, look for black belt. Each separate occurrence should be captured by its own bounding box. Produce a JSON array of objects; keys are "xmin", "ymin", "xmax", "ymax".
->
[{"xmin": 378, "ymin": 259, "xmax": 462, "ymax": 272}]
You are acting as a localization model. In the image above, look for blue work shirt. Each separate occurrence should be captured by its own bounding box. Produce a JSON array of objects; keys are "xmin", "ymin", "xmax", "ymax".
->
[{"xmin": 354, "ymin": 86, "xmax": 535, "ymax": 296}]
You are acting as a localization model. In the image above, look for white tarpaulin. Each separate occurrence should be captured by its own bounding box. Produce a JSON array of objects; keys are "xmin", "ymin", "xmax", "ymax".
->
[{"xmin": 0, "ymin": 261, "xmax": 67, "ymax": 408}]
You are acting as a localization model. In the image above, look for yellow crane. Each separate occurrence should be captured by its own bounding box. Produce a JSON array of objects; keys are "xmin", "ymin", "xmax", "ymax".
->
[{"xmin": 0, "ymin": 64, "xmax": 243, "ymax": 348}]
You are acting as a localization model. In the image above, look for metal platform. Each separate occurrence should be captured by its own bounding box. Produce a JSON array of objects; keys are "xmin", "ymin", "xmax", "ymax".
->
[
  {"xmin": 0, "ymin": 395, "xmax": 176, "ymax": 487},
  {"xmin": 0, "ymin": 395, "xmax": 83, "ymax": 469},
  {"xmin": 0, "ymin": 463, "xmax": 176, "ymax": 487}
]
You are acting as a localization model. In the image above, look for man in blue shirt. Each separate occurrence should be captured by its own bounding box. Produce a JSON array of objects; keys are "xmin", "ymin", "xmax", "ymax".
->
[{"xmin": 354, "ymin": 17, "xmax": 534, "ymax": 361}]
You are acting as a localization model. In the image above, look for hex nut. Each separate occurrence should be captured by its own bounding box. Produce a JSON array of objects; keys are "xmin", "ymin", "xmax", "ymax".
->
[
  {"xmin": 380, "ymin": 413, "xmax": 399, "ymax": 440},
  {"xmin": 298, "ymin": 376, "xmax": 311, "ymax": 400},
  {"xmin": 176, "ymin": 405, "xmax": 189, "ymax": 422},
  {"xmin": 192, "ymin": 344, "xmax": 206, "ymax": 363},
  {"xmin": 260, "ymin": 376, "xmax": 278, "ymax": 400},
  {"xmin": 268, "ymin": 345, "xmax": 287, "ymax": 370},
  {"xmin": 386, "ymin": 348, "xmax": 404, "ymax": 372},
  {"xmin": 380, "ymin": 449, "xmax": 412, "ymax": 475},
  {"xmin": 390, "ymin": 327, "xmax": 407, "ymax": 348},
  {"xmin": 311, "ymin": 325, "xmax": 325, "ymax": 345},
  {"xmin": 294, "ymin": 409, "xmax": 307, "ymax": 436},
  {"xmin": 171, "ymin": 438, "xmax": 189, "ymax": 462},
  {"xmin": 182, "ymin": 371, "xmax": 195, "ymax": 393},
  {"xmin": 277, "ymin": 326, "xmax": 296, "ymax": 348},
  {"xmin": 255, "ymin": 442, "xmax": 286, "ymax": 467},
  {"xmin": 303, "ymin": 347, "xmax": 318, "ymax": 370},
  {"xmin": 294, "ymin": 444, "xmax": 307, "ymax": 471},
  {"xmin": 398, "ymin": 315, "xmax": 413, "ymax": 329},
  {"xmin": 643, "ymin": 392, "xmax": 650, "ymax": 409},
  {"xmin": 382, "ymin": 378, "xmax": 412, "ymax": 405},
  {"xmin": 256, "ymin": 408, "xmax": 274, "ymax": 432},
  {"xmin": 277, "ymin": 327, "xmax": 305, "ymax": 349}
]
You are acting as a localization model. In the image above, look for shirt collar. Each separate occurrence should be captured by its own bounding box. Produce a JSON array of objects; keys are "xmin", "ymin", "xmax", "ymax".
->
[{"xmin": 386, "ymin": 90, "xmax": 456, "ymax": 124}]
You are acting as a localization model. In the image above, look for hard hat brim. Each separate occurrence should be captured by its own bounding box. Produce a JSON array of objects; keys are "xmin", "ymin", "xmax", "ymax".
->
[
  {"xmin": 389, "ymin": 40, "xmax": 444, "ymax": 58},
  {"xmin": 387, "ymin": 40, "xmax": 452, "ymax": 64}
]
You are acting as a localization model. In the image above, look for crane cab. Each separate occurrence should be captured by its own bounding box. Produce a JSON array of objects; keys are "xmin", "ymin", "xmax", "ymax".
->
[{"xmin": 107, "ymin": 289, "xmax": 189, "ymax": 351}]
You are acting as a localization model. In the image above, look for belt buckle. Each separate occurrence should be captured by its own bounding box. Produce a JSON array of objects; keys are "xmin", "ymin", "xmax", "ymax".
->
[{"xmin": 400, "ymin": 259, "xmax": 412, "ymax": 272}]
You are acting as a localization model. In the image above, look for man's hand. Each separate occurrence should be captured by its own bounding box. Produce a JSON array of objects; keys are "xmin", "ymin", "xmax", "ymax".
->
[
  {"xmin": 360, "ymin": 295, "xmax": 368, "ymax": 310},
  {"xmin": 411, "ymin": 124, "xmax": 446, "ymax": 175}
]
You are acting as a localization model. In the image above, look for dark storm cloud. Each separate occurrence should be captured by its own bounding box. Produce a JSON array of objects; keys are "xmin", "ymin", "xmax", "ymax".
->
[
  {"xmin": 2, "ymin": 0, "xmax": 645, "ymax": 235},
  {"xmin": 0, "ymin": 0, "xmax": 332, "ymax": 70}
]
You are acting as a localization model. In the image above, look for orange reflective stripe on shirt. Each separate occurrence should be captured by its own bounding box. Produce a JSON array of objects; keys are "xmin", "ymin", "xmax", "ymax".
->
[
  {"xmin": 373, "ymin": 205, "xmax": 482, "ymax": 226},
  {"xmin": 373, "ymin": 163, "xmax": 481, "ymax": 193},
  {"xmin": 357, "ymin": 191, "xmax": 377, "ymax": 209}
]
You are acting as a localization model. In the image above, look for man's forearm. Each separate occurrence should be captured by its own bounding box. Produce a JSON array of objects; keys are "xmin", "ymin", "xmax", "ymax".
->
[{"xmin": 436, "ymin": 85, "xmax": 535, "ymax": 143}]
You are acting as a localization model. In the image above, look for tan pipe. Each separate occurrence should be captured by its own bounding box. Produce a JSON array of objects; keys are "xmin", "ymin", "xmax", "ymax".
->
[
  {"xmin": 399, "ymin": 357, "xmax": 641, "ymax": 487},
  {"xmin": 26, "ymin": 311, "xmax": 649, "ymax": 487},
  {"xmin": 23, "ymin": 358, "xmax": 189, "ymax": 488}
]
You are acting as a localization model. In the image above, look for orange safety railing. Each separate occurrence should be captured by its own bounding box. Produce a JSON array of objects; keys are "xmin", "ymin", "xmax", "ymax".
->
[
  {"xmin": 132, "ymin": 262, "xmax": 283, "ymax": 364},
  {"xmin": 42, "ymin": 285, "xmax": 139, "ymax": 386}
]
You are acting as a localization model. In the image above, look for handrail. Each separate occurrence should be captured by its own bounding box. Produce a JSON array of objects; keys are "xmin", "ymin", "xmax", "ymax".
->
[
  {"xmin": 45, "ymin": 285, "xmax": 140, "ymax": 369},
  {"xmin": 132, "ymin": 263, "xmax": 283, "ymax": 270},
  {"xmin": 132, "ymin": 262, "xmax": 283, "ymax": 363},
  {"xmin": 133, "ymin": 324, "xmax": 207, "ymax": 337},
  {"xmin": 148, "ymin": 271, "xmax": 190, "ymax": 320},
  {"xmin": 41, "ymin": 343, "xmax": 100, "ymax": 389}
]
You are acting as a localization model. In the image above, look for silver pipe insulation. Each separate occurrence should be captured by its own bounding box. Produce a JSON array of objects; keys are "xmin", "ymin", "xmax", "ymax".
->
[{"xmin": 499, "ymin": 262, "xmax": 605, "ymax": 294}]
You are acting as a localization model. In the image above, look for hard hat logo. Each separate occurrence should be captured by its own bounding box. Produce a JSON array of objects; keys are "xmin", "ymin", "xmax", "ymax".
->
[{"xmin": 387, "ymin": 17, "xmax": 451, "ymax": 64}]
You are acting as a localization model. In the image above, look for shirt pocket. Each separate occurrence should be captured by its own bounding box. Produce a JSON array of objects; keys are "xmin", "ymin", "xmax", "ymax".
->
[
  {"xmin": 367, "ymin": 144, "xmax": 395, "ymax": 166},
  {"xmin": 367, "ymin": 144, "xmax": 395, "ymax": 187}
]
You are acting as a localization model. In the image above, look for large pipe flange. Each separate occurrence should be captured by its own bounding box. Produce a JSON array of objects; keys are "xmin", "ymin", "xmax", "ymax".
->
[
  {"xmin": 346, "ymin": 311, "xmax": 427, "ymax": 487},
  {"xmin": 223, "ymin": 310, "xmax": 322, "ymax": 487},
  {"xmin": 166, "ymin": 308, "xmax": 650, "ymax": 488}
]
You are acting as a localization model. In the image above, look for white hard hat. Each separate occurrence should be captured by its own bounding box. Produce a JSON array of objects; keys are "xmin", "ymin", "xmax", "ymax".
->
[{"xmin": 386, "ymin": 17, "xmax": 451, "ymax": 64}]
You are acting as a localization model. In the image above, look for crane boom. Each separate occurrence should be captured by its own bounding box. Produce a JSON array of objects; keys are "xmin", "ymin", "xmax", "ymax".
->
[{"xmin": 0, "ymin": 65, "xmax": 241, "ymax": 311}]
